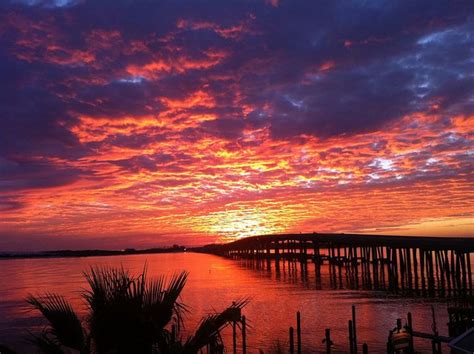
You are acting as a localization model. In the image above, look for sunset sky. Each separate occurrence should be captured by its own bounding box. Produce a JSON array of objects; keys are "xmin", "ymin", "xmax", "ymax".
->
[{"xmin": 1, "ymin": 0, "xmax": 473, "ymax": 251}]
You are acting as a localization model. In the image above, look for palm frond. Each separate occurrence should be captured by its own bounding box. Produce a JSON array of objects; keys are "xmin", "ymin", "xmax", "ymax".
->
[
  {"xmin": 128, "ymin": 264, "xmax": 147, "ymax": 301},
  {"xmin": 26, "ymin": 293, "xmax": 84, "ymax": 351},
  {"xmin": 0, "ymin": 343, "xmax": 18, "ymax": 354},
  {"xmin": 144, "ymin": 271, "xmax": 189, "ymax": 330},
  {"xmin": 83, "ymin": 265, "xmax": 148, "ymax": 353},
  {"xmin": 26, "ymin": 264, "xmax": 242, "ymax": 354},
  {"xmin": 27, "ymin": 331, "xmax": 64, "ymax": 354},
  {"xmin": 184, "ymin": 299, "xmax": 248, "ymax": 353},
  {"xmin": 83, "ymin": 265, "xmax": 133, "ymax": 309}
]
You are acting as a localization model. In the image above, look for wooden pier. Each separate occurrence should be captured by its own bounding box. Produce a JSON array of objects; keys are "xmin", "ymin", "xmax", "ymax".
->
[{"xmin": 198, "ymin": 233, "xmax": 474, "ymax": 297}]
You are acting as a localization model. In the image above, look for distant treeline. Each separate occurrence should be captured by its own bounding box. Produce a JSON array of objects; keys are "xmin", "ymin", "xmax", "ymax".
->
[{"xmin": 0, "ymin": 244, "xmax": 186, "ymax": 260}]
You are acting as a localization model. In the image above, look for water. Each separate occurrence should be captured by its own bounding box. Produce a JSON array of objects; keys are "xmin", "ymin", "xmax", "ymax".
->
[{"xmin": 0, "ymin": 253, "xmax": 450, "ymax": 353}]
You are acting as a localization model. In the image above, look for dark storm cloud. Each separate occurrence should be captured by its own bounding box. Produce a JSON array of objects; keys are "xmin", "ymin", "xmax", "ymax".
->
[
  {"xmin": 0, "ymin": 0, "xmax": 473, "ymax": 177},
  {"xmin": 0, "ymin": 52, "xmax": 82, "ymax": 156},
  {"xmin": 98, "ymin": 132, "xmax": 168, "ymax": 150},
  {"xmin": 0, "ymin": 195, "xmax": 23, "ymax": 212},
  {"xmin": 111, "ymin": 153, "xmax": 176, "ymax": 173},
  {"xmin": 72, "ymin": 80, "xmax": 166, "ymax": 118},
  {"xmin": 269, "ymin": 65, "xmax": 416, "ymax": 138},
  {"xmin": 0, "ymin": 156, "xmax": 81, "ymax": 192},
  {"xmin": 232, "ymin": 1, "xmax": 474, "ymax": 138},
  {"xmin": 199, "ymin": 118, "xmax": 247, "ymax": 140}
]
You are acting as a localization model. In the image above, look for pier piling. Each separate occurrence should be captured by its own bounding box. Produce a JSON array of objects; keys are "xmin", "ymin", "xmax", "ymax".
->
[{"xmin": 204, "ymin": 233, "xmax": 474, "ymax": 298}]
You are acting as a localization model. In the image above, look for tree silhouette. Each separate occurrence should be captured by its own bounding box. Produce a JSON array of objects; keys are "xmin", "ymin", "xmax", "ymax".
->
[{"xmin": 27, "ymin": 265, "xmax": 247, "ymax": 354}]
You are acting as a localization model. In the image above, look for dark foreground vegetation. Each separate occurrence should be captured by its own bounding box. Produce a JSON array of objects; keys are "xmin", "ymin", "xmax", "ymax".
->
[{"xmin": 11, "ymin": 265, "xmax": 246, "ymax": 354}]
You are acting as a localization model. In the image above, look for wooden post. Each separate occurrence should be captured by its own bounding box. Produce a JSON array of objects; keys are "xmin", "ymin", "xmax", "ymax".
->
[
  {"xmin": 413, "ymin": 248, "xmax": 419, "ymax": 292},
  {"xmin": 451, "ymin": 250, "xmax": 457, "ymax": 294},
  {"xmin": 428, "ymin": 250, "xmax": 435, "ymax": 295},
  {"xmin": 399, "ymin": 248, "xmax": 405, "ymax": 292},
  {"xmin": 380, "ymin": 247, "xmax": 386, "ymax": 289},
  {"xmin": 387, "ymin": 247, "xmax": 393, "ymax": 290},
  {"xmin": 434, "ymin": 250, "xmax": 441, "ymax": 295},
  {"xmin": 431, "ymin": 306, "xmax": 440, "ymax": 354},
  {"xmin": 407, "ymin": 312, "xmax": 414, "ymax": 351},
  {"xmin": 324, "ymin": 328, "xmax": 332, "ymax": 354},
  {"xmin": 362, "ymin": 343, "xmax": 368, "ymax": 354},
  {"xmin": 352, "ymin": 305, "xmax": 358, "ymax": 354},
  {"xmin": 406, "ymin": 248, "xmax": 412, "ymax": 291},
  {"xmin": 289, "ymin": 326, "xmax": 295, "ymax": 354},
  {"xmin": 436, "ymin": 251, "xmax": 445, "ymax": 296},
  {"xmin": 364, "ymin": 247, "xmax": 371, "ymax": 288},
  {"xmin": 461, "ymin": 252, "xmax": 468, "ymax": 295},
  {"xmin": 467, "ymin": 252, "xmax": 473, "ymax": 296},
  {"xmin": 355, "ymin": 246, "xmax": 359, "ymax": 288},
  {"xmin": 372, "ymin": 246, "xmax": 378, "ymax": 288},
  {"xmin": 242, "ymin": 315, "xmax": 247, "ymax": 354},
  {"xmin": 392, "ymin": 247, "xmax": 399, "ymax": 291},
  {"xmin": 275, "ymin": 242, "xmax": 281, "ymax": 273},
  {"xmin": 337, "ymin": 246, "xmax": 343, "ymax": 288},
  {"xmin": 296, "ymin": 311, "xmax": 302, "ymax": 354},
  {"xmin": 349, "ymin": 320, "xmax": 354, "ymax": 354},
  {"xmin": 455, "ymin": 251, "xmax": 462, "ymax": 296},
  {"xmin": 232, "ymin": 321, "xmax": 237, "ymax": 354},
  {"xmin": 420, "ymin": 250, "xmax": 426, "ymax": 294},
  {"xmin": 266, "ymin": 246, "xmax": 271, "ymax": 270}
]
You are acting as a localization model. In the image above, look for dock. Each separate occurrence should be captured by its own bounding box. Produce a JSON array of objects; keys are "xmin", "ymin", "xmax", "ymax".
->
[{"xmin": 197, "ymin": 233, "xmax": 474, "ymax": 297}]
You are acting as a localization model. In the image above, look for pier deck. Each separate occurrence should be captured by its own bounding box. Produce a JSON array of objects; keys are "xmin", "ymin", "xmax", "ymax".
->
[{"xmin": 198, "ymin": 233, "xmax": 474, "ymax": 297}]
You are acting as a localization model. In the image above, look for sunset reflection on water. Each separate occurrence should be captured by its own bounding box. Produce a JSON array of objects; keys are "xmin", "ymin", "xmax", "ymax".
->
[{"xmin": 0, "ymin": 253, "xmax": 450, "ymax": 353}]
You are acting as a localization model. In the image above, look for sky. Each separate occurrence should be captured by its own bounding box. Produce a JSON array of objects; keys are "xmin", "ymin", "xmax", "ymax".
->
[{"xmin": 0, "ymin": 0, "xmax": 473, "ymax": 251}]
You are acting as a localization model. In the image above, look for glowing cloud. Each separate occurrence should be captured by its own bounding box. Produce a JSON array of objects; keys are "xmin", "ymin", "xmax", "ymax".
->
[{"xmin": 0, "ymin": 1, "xmax": 473, "ymax": 250}]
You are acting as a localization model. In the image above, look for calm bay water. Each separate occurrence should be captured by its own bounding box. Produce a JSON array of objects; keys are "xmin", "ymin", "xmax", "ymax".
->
[{"xmin": 0, "ymin": 252, "xmax": 450, "ymax": 353}]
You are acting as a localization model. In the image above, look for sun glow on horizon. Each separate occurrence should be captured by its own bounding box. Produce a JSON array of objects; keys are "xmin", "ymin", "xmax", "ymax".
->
[{"xmin": 190, "ymin": 208, "xmax": 290, "ymax": 241}]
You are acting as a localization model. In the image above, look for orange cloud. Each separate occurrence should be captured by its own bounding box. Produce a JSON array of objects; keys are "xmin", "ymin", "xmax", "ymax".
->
[
  {"xmin": 126, "ymin": 50, "xmax": 227, "ymax": 79},
  {"xmin": 1, "ymin": 6, "xmax": 473, "ymax": 250},
  {"xmin": 3, "ymin": 110, "xmax": 472, "ymax": 248}
]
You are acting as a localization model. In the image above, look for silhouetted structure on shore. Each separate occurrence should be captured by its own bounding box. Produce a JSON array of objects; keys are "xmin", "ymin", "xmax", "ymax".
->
[{"xmin": 198, "ymin": 233, "xmax": 474, "ymax": 297}]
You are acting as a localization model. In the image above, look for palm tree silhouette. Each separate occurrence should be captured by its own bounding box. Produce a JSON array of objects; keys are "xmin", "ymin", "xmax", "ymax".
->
[{"xmin": 27, "ymin": 265, "xmax": 247, "ymax": 353}]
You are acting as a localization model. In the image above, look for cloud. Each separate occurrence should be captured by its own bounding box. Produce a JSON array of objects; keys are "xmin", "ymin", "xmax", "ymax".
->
[
  {"xmin": 0, "ymin": 196, "xmax": 23, "ymax": 212},
  {"xmin": 0, "ymin": 157, "xmax": 82, "ymax": 192},
  {"xmin": 0, "ymin": 0, "xmax": 473, "ymax": 248}
]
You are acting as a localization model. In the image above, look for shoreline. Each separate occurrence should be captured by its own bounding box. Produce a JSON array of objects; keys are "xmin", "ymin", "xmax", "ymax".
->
[{"xmin": 0, "ymin": 246, "xmax": 187, "ymax": 261}]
